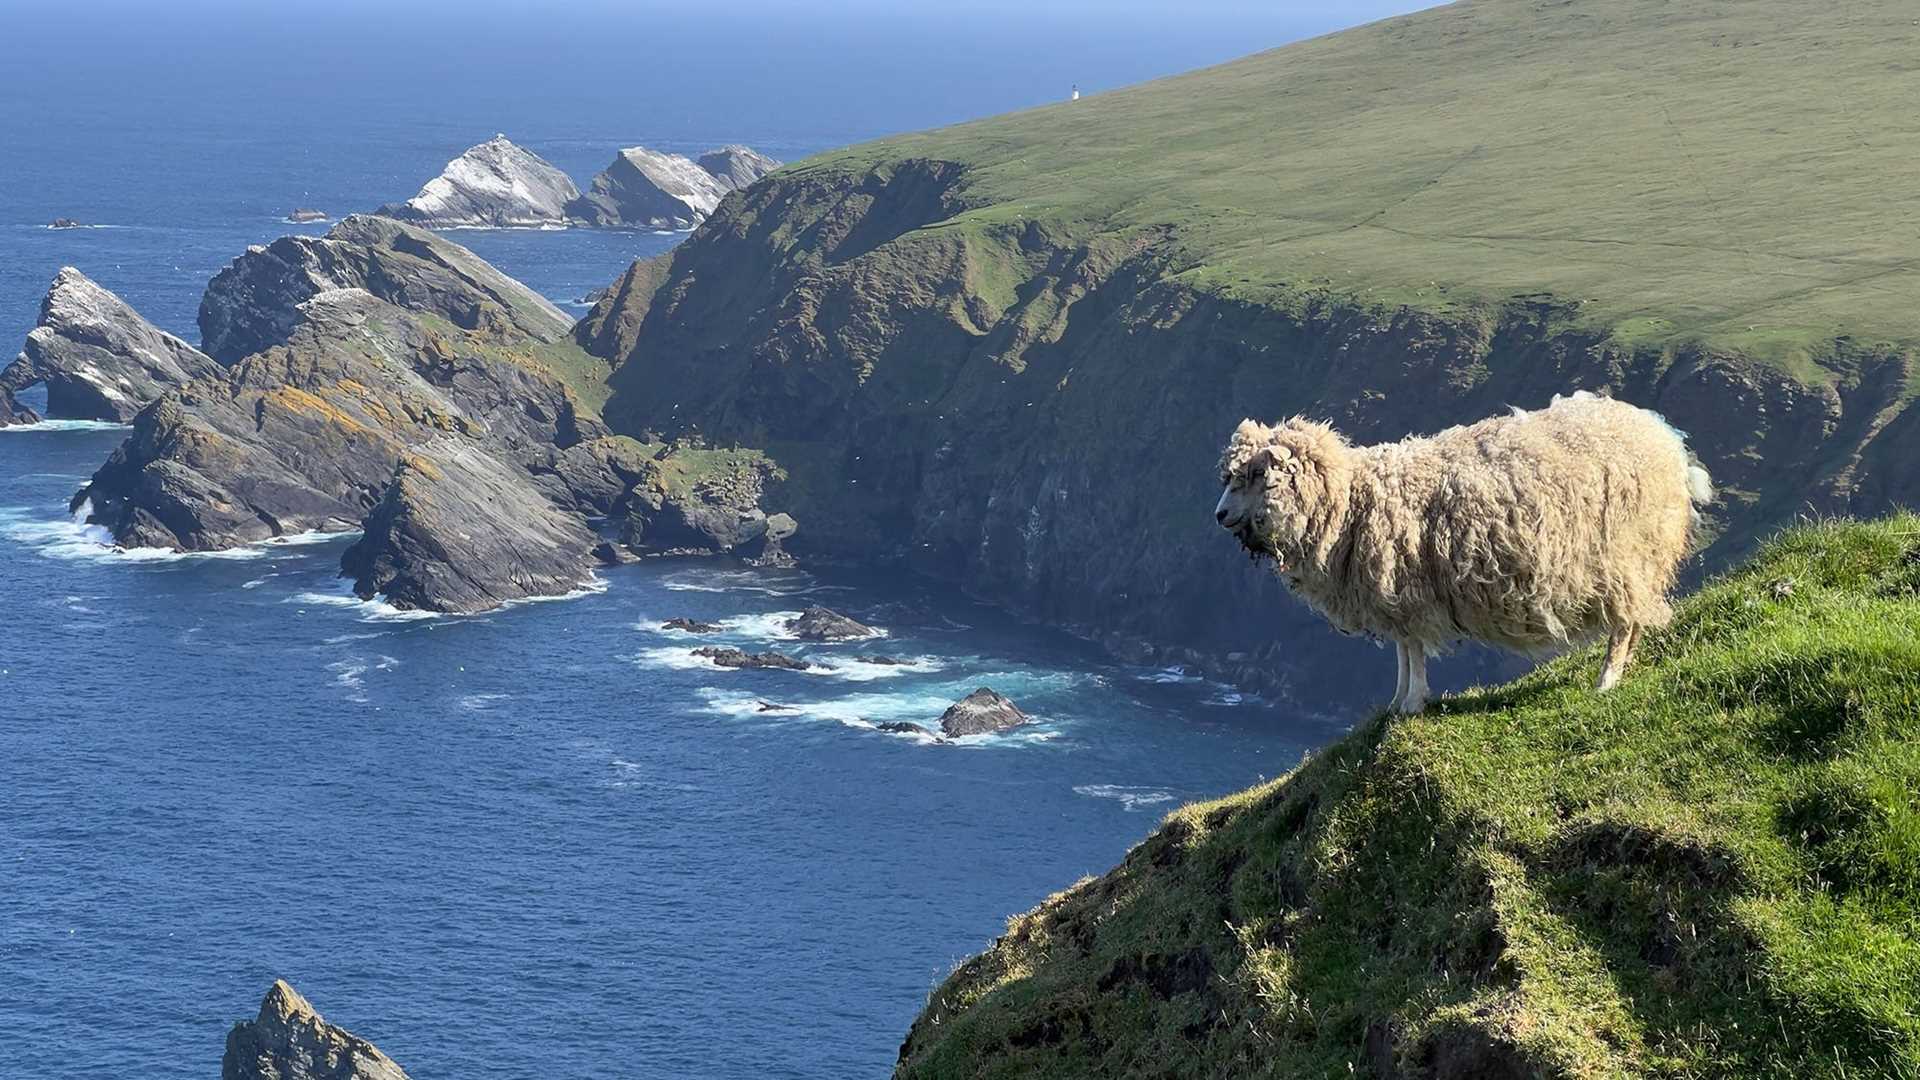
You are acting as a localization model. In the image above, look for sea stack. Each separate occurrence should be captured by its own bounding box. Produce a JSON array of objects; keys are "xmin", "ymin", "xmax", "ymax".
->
[
  {"xmin": 567, "ymin": 144, "xmax": 780, "ymax": 229},
  {"xmin": 376, "ymin": 134, "xmax": 580, "ymax": 229},
  {"xmin": 222, "ymin": 980, "xmax": 411, "ymax": 1080},
  {"xmin": 0, "ymin": 267, "xmax": 222, "ymax": 425}
]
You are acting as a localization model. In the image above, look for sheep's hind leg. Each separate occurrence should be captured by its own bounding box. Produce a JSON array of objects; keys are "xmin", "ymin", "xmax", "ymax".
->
[
  {"xmin": 1597, "ymin": 623, "xmax": 1640, "ymax": 692},
  {"xmin": 1398, "ymin": 644, "xmax": 1430, "ymax": 715},
  {"xmin": 1387, "ymin": 642, "xmax": 1409, "ymax": 714}
]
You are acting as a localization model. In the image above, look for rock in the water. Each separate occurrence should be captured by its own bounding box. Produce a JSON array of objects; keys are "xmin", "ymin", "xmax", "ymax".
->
[
  {"xmin": 937, "ymin": 688, "xmax": 1031, "ymax": 737},
  {"xmin": 77, "ymin": 288, "xmax": 602, "ymax": 555},
  {"xmin": 862, "ymin": 655, "xmax": 911, "ymax": 665},
  {"xmin": 0, "ymin": 391, "xmax": 37, "ymax": 427},
  {"xmin": 875, "ymin": 720, "xmax": 937, "ymax": 738},
  {"xmin": 0, "ymin": 268, "xmax": 222, "ymax": 424},
  {"xmin": 568, "ymin": 147, "xmax": 729, "ymax": 230},
  {"xmin": 696, "ymin": 145, "xmax": 781, "ymax": 191},
  {"xmin": 376, "ymin": 134, "xmax": 580, "ymax": 229},
  {"xmin": 691, "ymin": 645, "xmax": 812, "ymax": 671},
  {"xmin": 286, "ymin": 209, "xmax": 328, "ymax": 224},
  {"xmin": 198, "ymin": 214, "xmax": 573, "ymax": 364},
  {"xmin": 222, "ymin": 980, "xmax": 410, "ymax": 1080},
  {"xmin": 342, "ymin": 439, "xmax": 600, "ymax": 613},
  {"xmin": 743, "ymin": 511, "xmax": 798, "ymax": 567},
  {"xmin": 784, "ymin": 605, "xmax": 875, "ymax": 641},
  {"xmin": 49, "ymin": 218, "xmax": 83, "ymax": 229},
  {"xmin": 663, "ymin": 617, "xmax": 722, "ymax": 633}
]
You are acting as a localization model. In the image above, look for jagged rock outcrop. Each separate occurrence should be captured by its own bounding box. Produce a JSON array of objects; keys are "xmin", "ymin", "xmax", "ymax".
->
[
  {"xmin": 784, "ymin": 605, "xmax": 875, "ymax": 641},
  {"xmin": 566, "ymin": 144, "xmax": 777, "ymax": 230},
  {"xmin": 572, "ymin": 254, "xmax": 671, "ymax": 361},
  {"xmin": 937, "ymin": 688, "xmax": 1031, "ymax": 737},
  {"xmin": 222, "ymin": 980, "xmax": 409, "ymax": 1080},
  {"xmin": 692, "ymin": 645, "xmax": 812, "ymax": 671},
  {"xmin": 697, "ymin": 145, "xmax": 781, "ymax": 191},
  {"xmin": 742, "ymin": 510, "xmax": 797, "ymax": 567},
  {"xmin": 663, "ymin": 617, "xmax": 721, "ymax": 632},
  {"xmin": 619, "ymin": 446, "xmax": 794, "ymax": 555},
  {"xmin": 0, "ymin": 268, "xmax": 222, "ymax": 425},
  {"xmin": 342, "ymin": 439, "xmax": 601, "ymax": 613},
  {"xmin": 376, "ymin": 134, "xmax": 580, "ymax": 229},
  {"xmin": 529, "ymin": 435, "xmax": 653, "ymax": 517},
  {"xmin": 76, "ymin": 287, "xmax": 604, "ymax": 556},
  {"xmin": 569, "ymin": 147, "xmax": 727, "ymax": 230},
  {"xmin": 198, "ymin": 214, "xmax": 572, "ymax": 364}
]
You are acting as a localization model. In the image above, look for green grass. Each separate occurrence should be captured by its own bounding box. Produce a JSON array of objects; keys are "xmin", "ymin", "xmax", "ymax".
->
[
  {"xmin": 793, "ymin": 0, "xmax": 1920, "ymax": 387},
  {"xmin": 897, "ymin": 515, "xmax": 1920, "ymax": 1078}
]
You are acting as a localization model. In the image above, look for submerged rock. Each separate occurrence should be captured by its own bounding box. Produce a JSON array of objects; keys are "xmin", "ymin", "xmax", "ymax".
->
[
  {"xmin": 663, "ymin": 617, "xmax": 722, "ymax": 633},
  {"xmin": 692, "ymin": 645, "xmax": 812, "ymax": 671},
  {"xmin": 48, "ymin": 218, "xmax": 84, "ymax": 229},
  {"xmin": 222, "ymin": 980, "xmax": 410, "ymax": 1080},
  {"xmin": 198, "ymin": 214, "xmax": 573, "ymax": 364},
  {"xmin": 342, "ymin": 439, "xmax": 600, "ymax": 614},
  {"xmin": 697, "ymin": 145, "xmax": 781, "ymax": 191},
  {"xmin": 937, "ymin": 688, "xmax": 1031, "ymax": 737},
  {"xmin": 876, "ymin": 720, "xmax": 938, "ymax": 738},
  {"xmin": 784, "ymin": 605, "xmax": 875, "ymax": 641},
  {"xmin": 286, "ymin": 209, "xmax": 328, "ymax": 224},
  {"xmin": 0, "ymin": 268, "xmax": 222, "ymax": 424},
  {"xmin": 376, "ymin": 134, "xmax": 580, "ymax": 229}
]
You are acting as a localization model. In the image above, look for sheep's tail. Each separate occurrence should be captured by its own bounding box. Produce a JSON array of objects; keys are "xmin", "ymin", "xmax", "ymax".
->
[{"xmin": 1686, "ymin": 460, "xmax": 1714, "ymax": 507}]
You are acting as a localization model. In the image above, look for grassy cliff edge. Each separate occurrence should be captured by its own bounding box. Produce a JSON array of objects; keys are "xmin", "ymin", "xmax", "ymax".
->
[{"xmin": 897, "ymin": 516, "xmax": 1920, "ymax": 1079}]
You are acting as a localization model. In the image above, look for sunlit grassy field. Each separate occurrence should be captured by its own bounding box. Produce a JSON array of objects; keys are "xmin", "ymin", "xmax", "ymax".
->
[{"xmin": 800, "ymin": 0, "xmax": 1920, "ymax": 382}]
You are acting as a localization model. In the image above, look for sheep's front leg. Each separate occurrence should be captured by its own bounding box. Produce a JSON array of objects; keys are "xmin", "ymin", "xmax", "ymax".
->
[
  {"xmin": 1398, "ymin": 644, "xmax": 1430, "ymax": 715},
  {"xmin": 1387, "ymin": 642, "xmax": 1409, "ymax": 713},
  {"xmin": 1597, "ymin": 623, "xmax": 1641, "ymax": 692}
]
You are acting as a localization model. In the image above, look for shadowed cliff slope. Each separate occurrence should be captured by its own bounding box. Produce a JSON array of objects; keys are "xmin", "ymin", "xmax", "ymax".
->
[
  {"xmin": 896, "ymin": 516, "xmax": 1920, "ymax": 1079},
  {"xmin": 584, "ymin": 0, "xmax": 1920, "ymax": 706}
]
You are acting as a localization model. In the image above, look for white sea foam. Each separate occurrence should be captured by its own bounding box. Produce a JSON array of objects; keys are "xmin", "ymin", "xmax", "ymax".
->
[
  {"xmin": 0, "ymin": 419, "xmax": 131, "ymax": 433},
  {"xmin": 1073, "ymin": 784, "xmax": 1178, "ymax": 812},
  {"xmin": 287, "ymin": 591, "xmax": 441, "ymax": 622},
  {"xmin": 1137, "ymin": 666, "xmax": 1204, "ymax": 685},
  {"xmin": 694, "ymin": 687, "xmax": 1061, "ymax": 747},
  {"xmin": 458, "ymin": 692, "xmax": 511, "ymax": 712},
  {"xmin": 496, "ymin": 576, "xmax": 610, "ymax": 609},
  {"xmin": 657, "ymin": 568, "xmax": 851, "ymax": 597},
  {"xmin": 0, "ymin": 505, "xmax": 270, "ymax": 563},
  {"xmin": 631, "ymin": 645, "xmax": 934, "ymax": 681}
]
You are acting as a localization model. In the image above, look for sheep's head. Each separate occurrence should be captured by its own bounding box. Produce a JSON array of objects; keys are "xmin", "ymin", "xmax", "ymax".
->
[{"xmin": 1215, "ymin": 417, "xmax": 1352, "ymax": 572}]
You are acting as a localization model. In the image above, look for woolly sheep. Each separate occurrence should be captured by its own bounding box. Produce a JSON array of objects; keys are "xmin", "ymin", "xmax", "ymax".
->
[{"xmin": 1214, "ymin": 392, "xmax": 1712, "ymax": 713}]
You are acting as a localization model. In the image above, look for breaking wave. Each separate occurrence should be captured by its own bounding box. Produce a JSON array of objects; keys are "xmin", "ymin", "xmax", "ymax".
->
[{"xmin": 1073, "ymin": 784, "xmax": 1178, "ymax": 812}]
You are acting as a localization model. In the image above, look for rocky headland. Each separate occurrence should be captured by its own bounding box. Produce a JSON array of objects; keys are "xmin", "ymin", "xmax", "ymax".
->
[
  {"xmin": 0, "ymin": 268, "xmax": 223, "ymax": 427},
  {"xmin": 223, "ymin": 980, "xmax": 409, "ymax": 1080},
  {"xmin": 375, "ymin": 134, "xmax": 580, "ymax": 229}
]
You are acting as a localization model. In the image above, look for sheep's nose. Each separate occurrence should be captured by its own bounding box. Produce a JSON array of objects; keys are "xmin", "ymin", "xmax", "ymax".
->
[{"xmin": 1215, "ymin": 507, "xmax": 1229, "ymax": 523}]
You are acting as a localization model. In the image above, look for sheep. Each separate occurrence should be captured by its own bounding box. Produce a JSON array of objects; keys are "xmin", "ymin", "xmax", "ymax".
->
[{"xmin": 1214, "ymin": 392, "xmax": 1712, "ymax": 714}]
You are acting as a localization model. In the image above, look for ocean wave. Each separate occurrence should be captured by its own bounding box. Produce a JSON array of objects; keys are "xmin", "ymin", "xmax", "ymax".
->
[
  {"xmin": 287, "ymin": 591, "xmax": 440, "ymax": 622},
  {"xmin": 1073, "ymin": 784, "xmax": 1178, "ymax": 812},
  {"xmin": 0, "ymin": 506, "xmax": 270, "ymax": 563},
  {"xmin": 695, "ymin": 687, "xmax": 1060, "ymax": 747},
  {"xmin": 656, "ymin": 567, "xmax": 851, "ymax": 597},
  {"xmin": 0, "ymin": 419, "xmax": 132, "ymax": 433},
  {"xmin": 1136, "ymin": 665, "xmax": 1204, "ymax": 685},
  {"xmin": 458, "ymin": 692, "xmax": 511, "ymax": 712},
  {"xmin": 495, "ymin": 576, "xmax": 610, "ymax": 609}
]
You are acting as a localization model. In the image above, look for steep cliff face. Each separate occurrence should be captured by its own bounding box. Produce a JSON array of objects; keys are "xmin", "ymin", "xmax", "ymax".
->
[{"xmin": 588, "ymin": 155, "xmax": 1920, "ymax": 704}]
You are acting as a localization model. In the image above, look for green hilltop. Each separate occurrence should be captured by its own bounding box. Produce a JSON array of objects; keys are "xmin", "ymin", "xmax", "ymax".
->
[
  {"xmin": 799, "ymin": 0, "xmax": 1920, "ymax": 384},
  {"xmin": 896, "ymin": 515, "xmax": 1920, "ymax": 1077}
]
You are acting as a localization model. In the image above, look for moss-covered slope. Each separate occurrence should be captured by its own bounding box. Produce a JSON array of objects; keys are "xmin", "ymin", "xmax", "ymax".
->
[{"xmin": 897, "ymin": 516, "xmax": 1920, "ymax": 1079}]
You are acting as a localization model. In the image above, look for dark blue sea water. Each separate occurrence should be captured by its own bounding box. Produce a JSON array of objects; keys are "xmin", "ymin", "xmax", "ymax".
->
[{"xmin": 0, "ymin": 3, "xmax": 1412, "ymax": 1076}]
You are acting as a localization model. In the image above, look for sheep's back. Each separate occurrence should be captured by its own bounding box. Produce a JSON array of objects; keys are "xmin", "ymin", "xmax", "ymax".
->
[{"xmin": 1353, "ymin": 395, "xmax": 1696, "ymax": 652}]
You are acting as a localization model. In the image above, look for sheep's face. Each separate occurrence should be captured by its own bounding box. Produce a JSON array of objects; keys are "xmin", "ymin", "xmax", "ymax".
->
[{"xmin": 1215, "ymin": 418, "xmax": 1348, "ymax": 573}]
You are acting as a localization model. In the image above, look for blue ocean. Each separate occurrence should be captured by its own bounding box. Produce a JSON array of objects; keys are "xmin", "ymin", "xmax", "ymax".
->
[{"xmin": 0, "ymin": 4, "xmax": 1400, "ymax": 1075}]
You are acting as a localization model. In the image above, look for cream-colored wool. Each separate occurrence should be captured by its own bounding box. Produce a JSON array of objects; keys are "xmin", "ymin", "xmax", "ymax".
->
[{"xmin": 1214, "ymin": 392, "xmax": 1711, "ymax": 713}]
